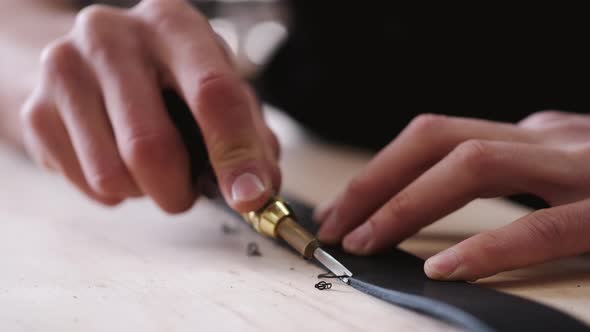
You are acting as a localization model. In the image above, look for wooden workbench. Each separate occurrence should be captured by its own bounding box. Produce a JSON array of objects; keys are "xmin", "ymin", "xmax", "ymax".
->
[{"xmin": 0, "ymin": 109, "xmax": 588, "ymax": 331}]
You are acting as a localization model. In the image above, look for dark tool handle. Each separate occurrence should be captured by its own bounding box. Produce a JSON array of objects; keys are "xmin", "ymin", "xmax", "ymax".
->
[{"xmin": 162, "ymin": 89, "xmax": 216, "ymax": 189}]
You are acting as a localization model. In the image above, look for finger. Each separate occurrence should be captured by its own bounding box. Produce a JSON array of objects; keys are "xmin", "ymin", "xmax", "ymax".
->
[
  {"xmin": 21, "ymin": 91, "xmax": 121, "ymax": 206},
  {"xmin": 214, "ymin": 32, "xmax": 238, "ymax": 69},
  {"xmin": 44, "ymin": 39, "xmax": 141, "ymax": 198},
  {"xmin": 195, "ymin": 83, "xmax": 282, "ymax": 199},
  {"xmin": 21, "ymin": 97, "xmax": 58, "ymax": 172},
  {"xmin": 518, "ymin": 110, "xmax": 581, "ymax": 129},
  {"xmin": 313, "ymin": 193, "xmax": 340, "ymax": 224},
  {"xmin": 243, "ymin": 83, "xmax": 281, "ymax": 170},
  {"xmin": 318, "ymin": 114, "xmax": 536, "ymax": 244},
  {"xmin": 73, "ymin": 7, "xmax": 195, "ymax": 213},
  {"xmin": 136, "ymin": 2, "xmax": 278, "ymax": 212},
  {"xmin": 342, "ymin": 140, "xmax": 583, "ymax": 255},
  {"xmin": 519, "ymin": 110, "xmax": 590, "ymax": 148},
  {"xmin": 425, "ymin": 199, "xmax": 590, "ymax": 281}
]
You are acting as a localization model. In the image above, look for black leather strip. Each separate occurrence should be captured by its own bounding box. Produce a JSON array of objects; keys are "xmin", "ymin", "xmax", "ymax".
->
[
  {"xmin": 349, "ymin": 279, "xmax": 493, "ymax": 332},
  {"xmin": 284, "ymin": 196, "xmax": 590, "ymax": 332}
]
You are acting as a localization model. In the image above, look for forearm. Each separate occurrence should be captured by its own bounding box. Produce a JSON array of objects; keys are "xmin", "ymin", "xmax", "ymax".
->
[{"xmin": 0, "ymin": 0, "xmax": 76, "ymax": 149}]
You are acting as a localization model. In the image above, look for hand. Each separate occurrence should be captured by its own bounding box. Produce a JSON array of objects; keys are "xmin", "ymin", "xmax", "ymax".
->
[
  {"xmin": 315, "ymin": 112, "xmax": 590, "ymax": 281},
  {"xmin": 20, "ymin": 0, "xmax": 280, "ymax": 213}
]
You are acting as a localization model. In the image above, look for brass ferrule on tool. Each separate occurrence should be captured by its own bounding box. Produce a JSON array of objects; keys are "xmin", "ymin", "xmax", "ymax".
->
[{"xmin": 242, "ymin": 197, "xmax": 319, "ymax": 258}]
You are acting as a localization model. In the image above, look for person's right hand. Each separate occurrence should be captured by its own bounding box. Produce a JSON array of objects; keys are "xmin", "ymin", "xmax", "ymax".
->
[{"xmin": 20, "ymin": 0, "xmax": 280, "ymax": 213}]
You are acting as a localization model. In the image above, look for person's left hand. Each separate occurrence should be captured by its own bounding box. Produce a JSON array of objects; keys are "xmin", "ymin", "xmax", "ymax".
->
[{"xmin": 314, "ymin": 111, "xmax": 590, "ymax": 281}]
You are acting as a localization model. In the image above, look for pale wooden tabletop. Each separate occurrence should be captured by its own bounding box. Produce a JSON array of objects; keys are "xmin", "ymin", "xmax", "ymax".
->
[{"xmin": 0, "ymin": 109, "xmax": 588, "ymax": 331}]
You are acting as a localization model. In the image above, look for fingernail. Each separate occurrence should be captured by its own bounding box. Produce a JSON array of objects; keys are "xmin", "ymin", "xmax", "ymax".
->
[
  {"xmin": 231, "ymin": 172, "xmax": 266, "ymax": 203},
  {"xmin": 424, "ymin": 250, "xmax": 461, "ymax": 280},
  {"xmin": 343, "ymin": 222, "xmax": 373, "ymax": 253}
]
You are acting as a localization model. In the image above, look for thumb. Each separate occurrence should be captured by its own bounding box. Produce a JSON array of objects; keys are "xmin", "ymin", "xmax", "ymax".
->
[
  {"xmin": 196, "ymin": 75, "xmax": 278, "ymax": 212},
  {"xmin": 424, "ymin": 199, "xmax": 590, "ymax": 281}
]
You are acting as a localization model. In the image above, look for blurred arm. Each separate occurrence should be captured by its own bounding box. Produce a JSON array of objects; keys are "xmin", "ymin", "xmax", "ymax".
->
[{"xmin": 0, "ymin": 0, "xmax": 76, "ymax": 149}]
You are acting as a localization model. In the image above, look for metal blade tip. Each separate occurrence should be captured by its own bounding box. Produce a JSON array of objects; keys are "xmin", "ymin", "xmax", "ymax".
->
[{"xmin": 313, "ymin": 248, "xmax": 353, "ymax": 284}]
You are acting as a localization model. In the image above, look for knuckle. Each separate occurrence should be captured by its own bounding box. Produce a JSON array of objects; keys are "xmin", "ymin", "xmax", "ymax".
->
[
  {"xmin": 521, "ymin": 209, "xmax": 572, "ymax": 245},
  {"xmin": 474, "ymin": 231, "xmax": 508, "ymax": 260},
  {"xmin": 74, "ymin": 6, "xmax": 136, "ymax": 60},
  {"xmin": 518, "ymin": 110, "xmax": 575, "ymax": 130},
  {"xmin": 139, "ymin": 0, "xmax": 177, "ymax": 10},
  {"xmin": 192, "ymin": 72, "xmax": 243, "ymax": 112},
  {"xmin": 524, "ymin": 110, "xmax": 568, "ymax": 124},
  {"xmin": 20, "ymin": 99, "xmax": 52, "ymax": 134},
  {"xmin": 453, "ymin": 140, "xmax": 495, "ymax": 172},
  {"xmin": 137, "ymin": 0, "xmax": 201, "ymax": 33},
  {"xmin": 40, "ymin": 40, "xmax": 78, "ymax": 77},
  {"xmin": 405, "ymin": 113, "xmax": 448, "ymax": 138},
  {"xmin": 139, "ymin": 0, "xmax": 179, "ymax": 12},
  {"xmin": 384, "ymin": 191, "xmax": 414, "ymax": 222},
  {"xmin": 76, "ymin": 5, "xmax": 119, "ymax": 30},
  {"xmin": 121, "ymin": 131, "xmax": 180, "ymax": 169},
  {"xmin": 208, "ymin": 138, "xmax": 261, "ymax": 170}
]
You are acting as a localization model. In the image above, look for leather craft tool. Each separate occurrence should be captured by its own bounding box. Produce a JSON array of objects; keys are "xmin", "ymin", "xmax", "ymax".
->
[
  {"xmin": 241, "ymin": 196, "xmax": 352, "ymax": 283},
  {"xmin": 164, "ymin": 89, "xmax": 352, "ymax": 283}
]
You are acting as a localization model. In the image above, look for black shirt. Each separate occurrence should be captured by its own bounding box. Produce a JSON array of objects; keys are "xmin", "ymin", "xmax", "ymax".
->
[{"xmin": 258, "ymin": 2, "xmax": 590, "ymax": 149}]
